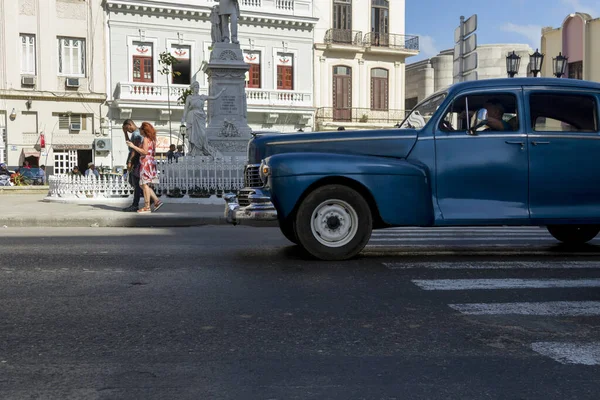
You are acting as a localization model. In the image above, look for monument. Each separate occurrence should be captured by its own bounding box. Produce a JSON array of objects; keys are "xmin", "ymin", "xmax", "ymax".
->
[{"xmin": 201, "ymin": 0, "xmax": 251, "ymax": 156}]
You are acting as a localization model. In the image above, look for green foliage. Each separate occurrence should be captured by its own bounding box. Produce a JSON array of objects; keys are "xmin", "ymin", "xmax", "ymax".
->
[
  {"xmin": 158, "ymin": 51, "xmax": 182, "ymax": 78},
  {"xmin": 178, "ymin": 88, "xmax": 193, "ymax": 105}
]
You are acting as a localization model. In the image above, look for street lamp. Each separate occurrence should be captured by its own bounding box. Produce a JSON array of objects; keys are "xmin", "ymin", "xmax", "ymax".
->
[
  {"xmin": 179, "ymin": 124, "xmax": 186, "ymax": 154},
  {"xmin": 529, "ymin": 48, "xmax": 544, "ymax": 77},
  {"xmin": 506, "ymin": 51, "xmax": 521, "ymax": 78},
  {"xmin": 553, "ymin": 52, "xmax": 568, "ymax": 78}
]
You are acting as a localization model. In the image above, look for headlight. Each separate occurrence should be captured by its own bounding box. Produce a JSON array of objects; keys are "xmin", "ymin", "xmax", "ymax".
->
[{"xmin": 259, "ymin": 160, "xmax": 271, "ymax": 183}]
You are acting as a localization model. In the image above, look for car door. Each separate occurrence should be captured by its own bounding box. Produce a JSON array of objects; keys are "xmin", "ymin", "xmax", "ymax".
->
[
  {"xmin": 526, "ymin": 89, "xmax": 600, "ymax": 221},
  {"xmin": 434, "ymin": 88, "xmax": 530, "ymax": 223}
]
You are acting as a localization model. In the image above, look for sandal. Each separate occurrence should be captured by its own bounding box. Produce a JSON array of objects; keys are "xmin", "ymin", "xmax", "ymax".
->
[
  {"xmin": 137, "ymin": 202, "xmax": 151, "ymax": 213},
  {"xmin": 152, "ymin": 201, "xmax": 163, "ymax": 212}
]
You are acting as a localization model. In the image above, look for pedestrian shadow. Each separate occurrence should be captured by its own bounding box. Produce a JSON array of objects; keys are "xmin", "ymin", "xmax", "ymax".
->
[{"xmin": 79, "ymin": 203, "xmax": 130, "ymax": 212}]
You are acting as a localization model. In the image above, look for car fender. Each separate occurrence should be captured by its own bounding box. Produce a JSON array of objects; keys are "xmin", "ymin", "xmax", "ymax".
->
[{"xmin": 265, "ymin": 152, "xmax": 434, "ymax": 226}]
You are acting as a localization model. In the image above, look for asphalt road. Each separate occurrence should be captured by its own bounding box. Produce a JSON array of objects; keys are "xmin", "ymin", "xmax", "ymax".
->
[{"xmin": 1, "ymin": 226, "xmax": 599, "ymax": 399}]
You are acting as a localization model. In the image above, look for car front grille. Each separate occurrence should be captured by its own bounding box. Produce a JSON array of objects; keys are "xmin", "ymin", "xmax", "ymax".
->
[
  {"xmin": 238, "ymin": 188, "xmax": 254, "ymax": 207},
  {"xmin": 244, "ymin": 164, "xmax": 262, "ymax": 188}
]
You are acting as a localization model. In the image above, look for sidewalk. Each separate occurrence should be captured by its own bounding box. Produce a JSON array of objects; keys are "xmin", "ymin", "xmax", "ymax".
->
[{"xmin": 0, "ymin": 194, "xmax": 228, "ymax": 228}]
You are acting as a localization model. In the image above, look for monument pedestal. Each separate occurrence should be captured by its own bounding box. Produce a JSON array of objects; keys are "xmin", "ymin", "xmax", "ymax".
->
[{"xmin": 203, "ymin": 43, "xmax": 251, "ymax": 157}]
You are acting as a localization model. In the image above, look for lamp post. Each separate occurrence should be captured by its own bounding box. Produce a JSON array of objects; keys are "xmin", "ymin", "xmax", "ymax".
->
[
  {"xmin": 529, "ymin": 48, "xmax": 544, "ymax": 77},
  {"xmin": 179, "ymin": 124, "xmax": 186, "ymax": 155},
  {"xmin": 506, "ymin": 51, "xmax": 521, "ymax": 78},
  {"xmin": 553, "ymin": 52, "xmax": 568, "ymax": 78}
]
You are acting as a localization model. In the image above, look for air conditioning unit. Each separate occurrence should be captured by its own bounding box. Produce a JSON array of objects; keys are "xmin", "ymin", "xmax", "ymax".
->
[
  {"xmin": 65, "ymin": 77, "xmax": 80, "ymax": 88},
  {"xmin": 70, "ymin": 122, "xmax": 81, "ymax": 131},
  {"xmin": 94, "ymin": 138, "xmax": 111, "ymax": 151},
  {"xmin": 21, "ymin": 75, "xmax": 36, "ymax": 86}
]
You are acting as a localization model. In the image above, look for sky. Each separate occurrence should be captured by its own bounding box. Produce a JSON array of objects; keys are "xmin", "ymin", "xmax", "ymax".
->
[{"xmin": 405, "ymin": 0, "xmax": 599, "ymax": 63}]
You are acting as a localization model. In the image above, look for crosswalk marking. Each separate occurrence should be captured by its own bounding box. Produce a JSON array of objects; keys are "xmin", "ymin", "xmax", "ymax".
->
[
  {"xmin": 384, "ymin": 261, "xmax": 600, "ymax": 270},
  {"xmin": 531, "ymin": 342, "xmax": 600, "ymax": 365},
  {"xmin": 448, "ymin": 301, "xmax": 600, "ymax": 316},
  {"xmin": 411, "ymin": 278, "xmax": 600, "ymax": 291}
]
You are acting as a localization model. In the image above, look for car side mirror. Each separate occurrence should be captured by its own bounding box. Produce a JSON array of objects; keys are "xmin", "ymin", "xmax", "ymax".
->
[{"xmin": 469, "ymin": 108, "xmax": 488, "ymax": 134}]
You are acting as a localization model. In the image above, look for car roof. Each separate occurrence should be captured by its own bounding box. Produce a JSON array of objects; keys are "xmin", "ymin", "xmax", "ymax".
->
[{"xmin": 448, "ymin": 77, "xmax": 600, "ymax": 94}]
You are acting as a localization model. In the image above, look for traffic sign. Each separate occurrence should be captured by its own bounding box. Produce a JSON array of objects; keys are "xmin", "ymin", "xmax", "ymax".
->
[
  {"xmin": 463, "ymin": 71, "xmax": 478, "ymax": 82},
  {"xmin": 463, "ymin": 52, "xmax": 478, "ymax": 73},
  {"xmin": 463, "ymin": 14, "xmax": 477, "ymax": 37}
]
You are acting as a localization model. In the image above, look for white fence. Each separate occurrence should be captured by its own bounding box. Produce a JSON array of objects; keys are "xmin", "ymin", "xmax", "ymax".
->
[{"xmin": 46, "ymin": 156, "xmax": 246, "ymax": 202}]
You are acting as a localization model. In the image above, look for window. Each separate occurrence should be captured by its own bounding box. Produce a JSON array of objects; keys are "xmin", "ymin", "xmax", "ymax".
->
[
  {"xmin": 530, "ymin": 93, "xmax": 597, "ymax": 132},
  {"xmin": 401, "ymin": 92, "xmax": 446, "ymax": 129},
  {"xmin": 371, "ymin": 68, "xmax": 388, "ymax": 110},
  {"xmin": 244, "ymin": 51, "xmax": 261, "ymax": 88},
  {"xmin": 20, "ymin": 34, "xmax": 36, "ymax": 75},
  {"xmin": 276, "ymin": 53, "xmax": 293, "ymax": 90},
  {"xmin": 57, "ymin": 113, "xmax": 87, "ymax": 132},
  {"xmin": 53, "ymin": 150, "xmax": 77, "ymax": 175},
  {"xmin": 58, "ymin": 37, "xmax": 85, "ymax": 76},
  {"xmin": 171, "ymin": 45, "xmax": 191, "ymax": 85},
  {"xmin": 333, "ymin": 0, "xmax": 352, "ymax": 30},
  {"xmin": 568, "ymin": 61, "xmax": 583, "ymax": 80},
  {"xmin": 333, "ymin": 65, "xmax": 352, "ymax": 122},
  {"xmin": 438, "ymin": 93, "xmax": 518, "ymax": 132},
  {"xmin": 132, "ymin": 42, "xmax": 153, "ymax": 83},
  {"xmin": 371, "ymin": 0, "xmax": 389, "ymax": 46}
]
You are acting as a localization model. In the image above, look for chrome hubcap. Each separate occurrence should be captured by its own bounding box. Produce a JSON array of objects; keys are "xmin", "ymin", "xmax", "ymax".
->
[{"xmin": 311, "ymin": 199, "xmax": 359, "ymax": 248}]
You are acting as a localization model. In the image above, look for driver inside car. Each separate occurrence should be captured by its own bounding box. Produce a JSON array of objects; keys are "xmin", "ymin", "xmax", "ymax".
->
[{"xmin": 482, "ymin": 99, "xmax": 511, "ymax": 131}]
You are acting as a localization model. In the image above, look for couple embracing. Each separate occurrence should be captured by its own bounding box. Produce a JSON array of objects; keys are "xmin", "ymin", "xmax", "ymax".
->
[{"xmin": 122, "ymin": 120, "xmax": 163, "ymax": 214}]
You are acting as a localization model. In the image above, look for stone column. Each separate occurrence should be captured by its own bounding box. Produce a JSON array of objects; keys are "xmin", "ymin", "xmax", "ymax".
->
[{"xmin": 202, "ymin": 42, "xmax": 251, "ymax": 157}]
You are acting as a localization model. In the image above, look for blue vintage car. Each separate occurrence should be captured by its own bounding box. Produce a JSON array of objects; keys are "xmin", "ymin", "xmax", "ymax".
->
[{"xmin": 225, "ymin": 78, "xmax": 600, "ymax": 260}]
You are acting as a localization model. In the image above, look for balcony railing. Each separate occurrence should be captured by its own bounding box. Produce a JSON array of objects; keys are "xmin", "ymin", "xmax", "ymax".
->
[
  {"xmin": 315, "ymin": 107, "xmax": 409, "ymax": 125},
  {"xmin": 245, "ymin": 89, "xmax": 312, "ymax": 107},
  {"xmin": 324, "ymin": 29, "xmax": 363, "ymax": 46},
  {"xmin": 363, "ymin": 33, "xmax": 419, "ymax": 51},
  {"xmin": 115, "ymin": 82, "xmax": 205, "ymax": 103}
]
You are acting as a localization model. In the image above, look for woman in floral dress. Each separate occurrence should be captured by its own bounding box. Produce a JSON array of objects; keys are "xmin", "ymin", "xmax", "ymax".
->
[{"xmin": 126, "ymin": 122, "xmax": 163, "ymax": 213}]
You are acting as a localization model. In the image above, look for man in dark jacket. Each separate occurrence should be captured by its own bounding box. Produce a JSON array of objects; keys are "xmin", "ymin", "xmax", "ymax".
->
[{"xmin": 122, "ymin": 119, "xmax": 145, "ymax": 212}]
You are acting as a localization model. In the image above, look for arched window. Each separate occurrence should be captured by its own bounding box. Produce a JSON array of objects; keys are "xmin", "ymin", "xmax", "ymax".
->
[
  {"xmin": 333, "ymin": 66, "xmax": 352, "ymax": 121},
  {"xmin": 371, "ymin": 0, "xmax": 389, "ymax": 46},
  {"xmin": 371, "ymin": 68, "xmax": 388, "ymax": 110}
]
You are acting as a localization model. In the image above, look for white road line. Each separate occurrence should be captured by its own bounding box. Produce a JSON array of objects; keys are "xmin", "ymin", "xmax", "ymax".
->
[
  {"xmin": 448, "ymin": 301, "xmax": 600, "ymax": 316},
  {"xmin": 531, "ymin": 342, "xmax": 600, "ymax": 365},
  {"xmin": 369, "ymin": 237, "xmax": 556, "ymax": 242},
  {"xmin": 384, "ymin": 261, "xmax": 600, "ymax": 270},
  {"xmin": 412, "ymin": 278, "xmax": 600, "ymax": 291}
]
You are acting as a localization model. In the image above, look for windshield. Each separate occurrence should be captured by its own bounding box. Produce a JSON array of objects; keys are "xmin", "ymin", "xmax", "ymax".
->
[{"xmin": 400, "ymin": 92, "xmax": 447, "ymax": 129}]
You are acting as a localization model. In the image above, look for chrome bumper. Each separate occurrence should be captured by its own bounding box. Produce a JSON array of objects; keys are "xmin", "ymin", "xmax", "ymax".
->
[{"xmin": 224, "ymin": 188, "xmax": 278, "ymax": 225}]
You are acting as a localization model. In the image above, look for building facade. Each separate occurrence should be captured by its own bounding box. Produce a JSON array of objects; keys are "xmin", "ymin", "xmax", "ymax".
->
[
  {"xmin": 405, "ymin": 44, "xmax": 533, "ymax": 108},
  {"xmin": 105, "ymin": 0, "xmax": 317, "ymax": 168},
  {"xmin": 312, "ymin": 0, "xmax": 419, "ymax": 130},
  {"xmin": 541, "ymin": 12, "xmax": 600, "ymax": 81},
  {"xmin": 0, "ymin": 0, "xmax": 107, "ymax": 172}
]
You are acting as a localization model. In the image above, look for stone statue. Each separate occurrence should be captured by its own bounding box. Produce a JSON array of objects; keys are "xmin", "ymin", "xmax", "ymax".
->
[
  {"xmin": 181, "ymin": 81, "xmax": 226, "ymax": 156},
  {"xmin": 218, "ymin": 0, "xmax": 240, "ymax": 44},
  {"xmin": 210, "ymin": 5, "xmax": 222, "ymax": 45}
]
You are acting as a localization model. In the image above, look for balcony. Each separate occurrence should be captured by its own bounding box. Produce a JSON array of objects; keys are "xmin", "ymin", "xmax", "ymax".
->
[
  {"xmin": 315, "ymin": 107, "xmax": 409, "ymax": 130},
  {"xmin": 363, "ymin": 33, "xmax": 419, "ymax": 52},
  {"xmin": 114, "ymin": 82, "xmax": 202, "ymax": 104},
  {"xmin": 324, "ymin": 29, "xmax": 364, "ymax": 46},
  {"xmin": 246, "ymin": 88, "xmax": 312, "ymax": 108}
]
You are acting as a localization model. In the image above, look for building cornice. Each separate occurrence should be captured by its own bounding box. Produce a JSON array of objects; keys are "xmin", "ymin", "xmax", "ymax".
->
[
  {"xmin": 104, "ymin": 0, "xmax": 317, "ymax": 29},
  {"xmin": 0, "ymin": 90, "xmax": 106, "ymax": 103}
]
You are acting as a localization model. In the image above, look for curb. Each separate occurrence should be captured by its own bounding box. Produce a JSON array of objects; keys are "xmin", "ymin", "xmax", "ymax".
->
[{"xmin": 1, "ymin": 214, "xmax": 227, "ymax": 228}]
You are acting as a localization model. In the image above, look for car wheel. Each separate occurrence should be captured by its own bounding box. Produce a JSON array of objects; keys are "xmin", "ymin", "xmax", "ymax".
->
[
  {"xmin": 278, "ymin": 216, "xmax": 298, "ymax": 244},
  {"xmin": 295, "ymin": 184, "xmax": 372, "ymax": 261},
  {"xmin": 546, "ymin": 225, "xmax": 600, "ymax": 244}
]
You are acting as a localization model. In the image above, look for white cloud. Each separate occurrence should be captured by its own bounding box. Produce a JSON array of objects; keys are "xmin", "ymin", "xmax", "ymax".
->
[
  {"xmin": 560, "ymin": 0, "xmax": 598, "ymax": 17},
  {"xmin": 414, "ymin": 34, "xmax": 439, "ymax": 58},
  {"xmin": 500, "ymin": 22, "xmax": 542, "ymax": 48}
]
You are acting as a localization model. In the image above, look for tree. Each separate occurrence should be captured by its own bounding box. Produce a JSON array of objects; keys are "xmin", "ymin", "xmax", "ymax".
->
[{"xmin": 158, "ymin": 51, "xmax": 181, "ymax": 146}]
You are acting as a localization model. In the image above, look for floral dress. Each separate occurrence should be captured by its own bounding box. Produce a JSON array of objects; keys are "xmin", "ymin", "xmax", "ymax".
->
[{"xmin": 139, "ymin": 138, "xmax": 159, "ymax": 185}]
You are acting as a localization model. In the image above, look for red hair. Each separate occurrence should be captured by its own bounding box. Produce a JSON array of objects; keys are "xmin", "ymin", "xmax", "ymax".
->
[{"xmin": 140, "ymin": 122, "xmax": 157, "ymax": 142}]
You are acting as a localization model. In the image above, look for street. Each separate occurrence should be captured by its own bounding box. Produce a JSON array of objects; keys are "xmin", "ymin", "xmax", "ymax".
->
[{"xmin": 1, "ymin": 226, "xmax": 599, "ymax": 399}]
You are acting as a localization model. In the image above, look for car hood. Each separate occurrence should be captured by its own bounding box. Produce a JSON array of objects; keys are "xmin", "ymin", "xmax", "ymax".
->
[{"xmin": 246, "ymin": 128, "xmax": 418, "ymax": 164}]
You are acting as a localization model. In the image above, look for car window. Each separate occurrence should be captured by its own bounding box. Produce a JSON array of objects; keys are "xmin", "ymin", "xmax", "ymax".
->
[
  {"xmin": 530, "ymin": 93, "xmax": 598, "ymax": 133},
  {"xmin": 400, "ymin": 92, "xmax": 447, "ymax": 129},
  {"xmin": 439, "ymin": 93, "xmax": 519, "ymax": 133}
]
